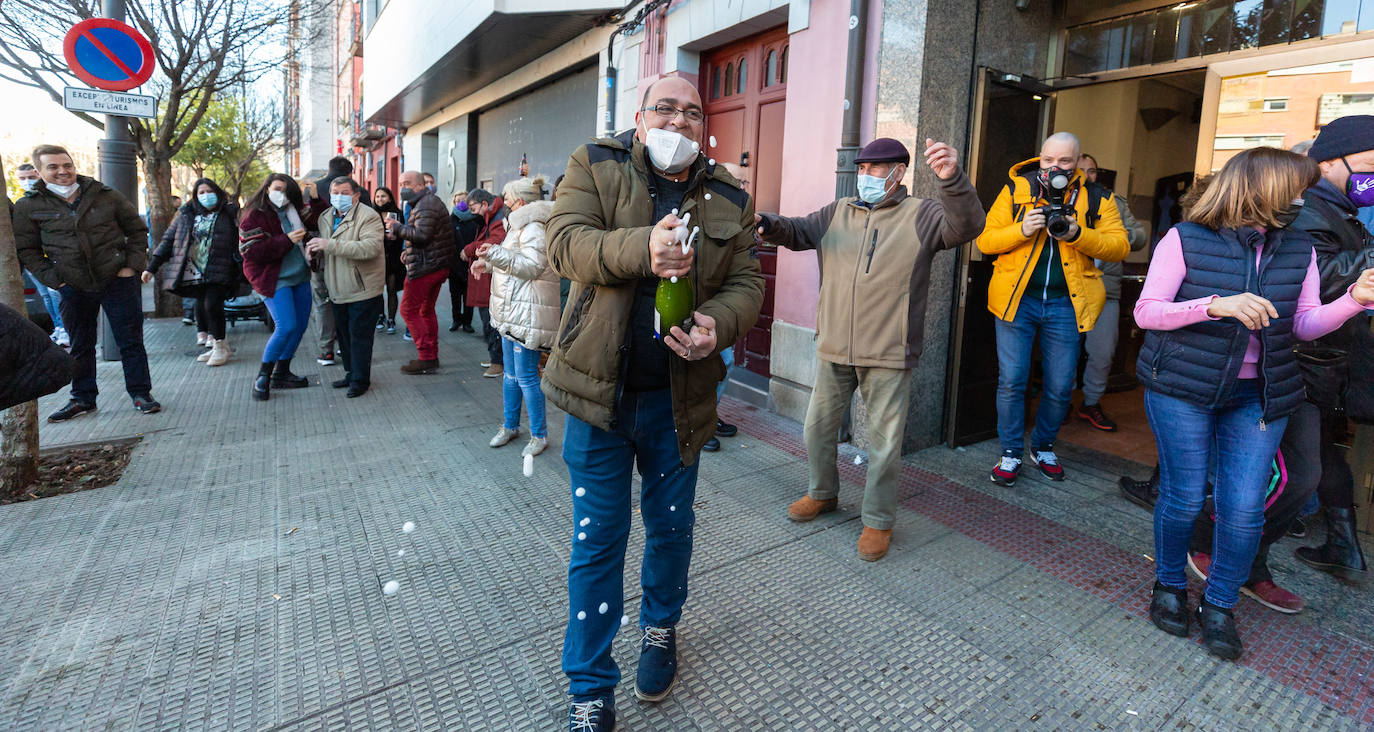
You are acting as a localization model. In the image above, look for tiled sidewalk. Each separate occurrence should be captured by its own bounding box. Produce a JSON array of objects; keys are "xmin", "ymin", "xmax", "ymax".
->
[{"xmin": 0, "ymin": 300, "xmax": 1368, "ymax": 730}]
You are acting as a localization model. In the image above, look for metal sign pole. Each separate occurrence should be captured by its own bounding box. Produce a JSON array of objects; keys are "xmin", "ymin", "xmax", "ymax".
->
[{"xmin": 96, "ymin": 0, "xmax": 140, "ymax": 361}]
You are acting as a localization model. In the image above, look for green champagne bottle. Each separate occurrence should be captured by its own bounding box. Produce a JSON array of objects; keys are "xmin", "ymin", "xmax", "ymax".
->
[{"xmin": 655, "ymin": 275, "xmax": 695, "ymax": 341}]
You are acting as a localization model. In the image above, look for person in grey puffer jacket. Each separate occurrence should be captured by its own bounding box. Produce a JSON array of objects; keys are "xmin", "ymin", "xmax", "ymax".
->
[
  {"xmin": 475, "ymin": 177, "xmax": 559, "ymax": 458},
  {"xmin": 1075, "ymin": 154, "xmax": 1147, "ymax": 432}
]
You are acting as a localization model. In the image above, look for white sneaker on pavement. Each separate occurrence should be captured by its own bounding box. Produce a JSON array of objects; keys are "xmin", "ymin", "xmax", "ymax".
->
[
  {"xmin": 489, "ymin": 427, "xmax": 520, "ymax": 448},
  {"xmin": 522, "ymin": 436, "xmax": 548, "ymax": 457}
]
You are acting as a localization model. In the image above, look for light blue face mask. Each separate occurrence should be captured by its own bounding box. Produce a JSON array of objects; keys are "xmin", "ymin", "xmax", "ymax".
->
[
  {"xmin": 856, "ymin": 167, "xmax": 897, "ymax": 204},
  {"xmin": 197, "ymin": 192, "xmax": 218, "ymax": 209},
  {"xmin": 330, "ymin": 193, "xmax": 353, "ymax": 213}
]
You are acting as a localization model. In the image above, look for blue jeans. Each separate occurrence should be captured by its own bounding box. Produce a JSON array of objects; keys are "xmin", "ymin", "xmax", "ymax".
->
[
  {"xmin": 501, "ymin": 336, "xmax": 546, "ymax": 438},
  {"xmin": 1146, "ymin": 380, "xmax": 1288, "ymax": 608},
  {"xmin": 995, "ymin": 295, "xmax": 1081, "ymax": 452},
  {"xmin": 561, "ymin": 389, "xmax": 698, "ymax": 700},
  {"xmin": 262, "ymin": 281, "xmax": 313, "ymax": 363},
  {"xmin": 35, "ymin": 278, "xmax": 64, "ymax": 331}
]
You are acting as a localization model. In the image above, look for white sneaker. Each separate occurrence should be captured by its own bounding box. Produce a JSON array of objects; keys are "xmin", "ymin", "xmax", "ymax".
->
[
  {"xmin": 489, "ymin": 427, "xmax": 520, "ymax": 448},
  {"xmin": 522, "ymin": 436, "xmax": 548, "ymax": 457},
  {"xmin": 197, "ymin": 339, "xmax": 214, "ymax": 362},
  {"xmin": 196, "ymin": 332, "xmax": 208, "ymax": 346},
  {"xmin": 207, "ymin": 338, "xmax": 231, "ymax": 367},
  {"xmin": 52, "ymin": 327, "xmax": 70, "ymax": 347}
]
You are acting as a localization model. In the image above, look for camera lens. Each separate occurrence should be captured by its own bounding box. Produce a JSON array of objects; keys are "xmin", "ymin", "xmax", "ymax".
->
[{"xmin": 1046, "ymin": 213, "xmax": 1071, "ymax": 238}]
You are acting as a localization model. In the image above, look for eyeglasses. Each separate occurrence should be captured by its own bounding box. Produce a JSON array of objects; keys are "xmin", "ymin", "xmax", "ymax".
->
[{"xmin": 642, "ymin": 103, "xmax": 704, "ymax": 124}]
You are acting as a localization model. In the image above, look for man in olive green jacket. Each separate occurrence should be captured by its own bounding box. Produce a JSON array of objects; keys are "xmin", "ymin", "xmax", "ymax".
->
[
  {"xmin": 756, "ymin": 137, "xmax": 986, "ymax": 561},
  {"xmin": 307, "ymin": 177, "xmax": 385, "ymax": 396},
  {"xmin": 544, "ymin": 76, "xmax": 763, "ymax": 728}
]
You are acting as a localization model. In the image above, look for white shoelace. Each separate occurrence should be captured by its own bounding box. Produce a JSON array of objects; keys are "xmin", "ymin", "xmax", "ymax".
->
[
  {"xmin": 1034, "ymin": 451, "xmax": 1059, "ymax": 466},
  {"xmin": 642, "ymin": 626, "xmax": 672, "ymax": 650},
  {"xmin": 569, "ymin": 699, "xmax": 604, "ymax": 731},
  {"xmin": 998, "ymin": 456, "xmax": 1021, "ymax": 472}
]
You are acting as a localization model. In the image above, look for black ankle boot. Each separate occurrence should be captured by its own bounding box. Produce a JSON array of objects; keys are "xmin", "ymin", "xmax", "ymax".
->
[
  {"xmin": 253, "ymin": 363, "xmax": 272, "ymax": 401},
  {"xmin": 271, "ymin": 359, "xmax": 309, "ymax": 388},
  {"xmin": 1149, "ymin": 581, "xmax": 1190, "ymax": 637},
  {"xmin": 1196, "ymin": 599, "xmax": 1242, "ymax": 661},
  {"xmin": 1295, "ymin": 507, "xmax": 1368, "ymax": 580}
]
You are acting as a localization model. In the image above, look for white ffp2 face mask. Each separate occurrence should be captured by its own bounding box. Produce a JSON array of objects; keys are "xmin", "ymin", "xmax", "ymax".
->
[
  {"xmin": 46, "ymin": 181, "xmax": 78, "ymax": 198},
  {"xmin": 641, "ymin": 124, "xmax": 701, "ymax": 174},
  {"xmin": 19, "ymin": 178, "xmax": 38, "ymax": 192},
  {"xmin": 268, "ymin": 190, "xmax": 288, "ymax": 208}
]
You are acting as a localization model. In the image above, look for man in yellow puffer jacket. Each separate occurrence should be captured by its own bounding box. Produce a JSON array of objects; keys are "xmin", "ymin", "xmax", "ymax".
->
[{"xmin": 977, "ymin": 132, "xmax": 1129, "ymax": 486}]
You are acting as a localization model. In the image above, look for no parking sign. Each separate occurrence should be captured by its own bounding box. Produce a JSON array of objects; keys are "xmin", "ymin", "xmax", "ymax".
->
[{"xmin": 63, "ymin": 18, "xmax": 155, "ymax": 92}]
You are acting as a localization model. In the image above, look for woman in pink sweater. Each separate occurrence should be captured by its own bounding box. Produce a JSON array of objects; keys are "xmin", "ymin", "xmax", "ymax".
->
[{"xmin": 1134, "ymin": 147, "xmax": 1374, "ymax": 661}]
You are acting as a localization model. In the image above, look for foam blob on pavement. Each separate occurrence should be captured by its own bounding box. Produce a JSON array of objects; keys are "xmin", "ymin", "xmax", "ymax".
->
[
  {"xmin": 402, "ymin": 521, "xmax": 416, "ymax": 533},
  {"xmin": 523, "ymin": 454, "xmax": 534, "ymax": 477},
  {"xmin": 383, "ymin": 580, "xmax": 400, "ymax": 596}
]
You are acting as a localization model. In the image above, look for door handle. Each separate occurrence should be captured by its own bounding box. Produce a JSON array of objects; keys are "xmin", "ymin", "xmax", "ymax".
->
[{"xmin": 740, "ymin": 151, "xmax": 750, "ymax": 167}]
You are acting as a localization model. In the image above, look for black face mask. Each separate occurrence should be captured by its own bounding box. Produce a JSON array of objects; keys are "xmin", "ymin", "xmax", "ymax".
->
[
  {"xmin": 399, "ymin": 187, "xmax": 417, "ymax": 203},
  {"xmin": 1274, "ymin": 199, "xmax": 1304, "ymax": 229}
]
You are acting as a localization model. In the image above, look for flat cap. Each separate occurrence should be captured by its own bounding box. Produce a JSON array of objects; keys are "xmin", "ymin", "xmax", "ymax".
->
[{"xmin": 855, "ymin": 137, "xmax": 911, "ymax": 166}]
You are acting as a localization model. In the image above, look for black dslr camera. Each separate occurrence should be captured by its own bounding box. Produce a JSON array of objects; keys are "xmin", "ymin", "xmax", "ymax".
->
[{"xmin": 1039, "ymin": 168, "xmax": 1076, "ymax": 239}]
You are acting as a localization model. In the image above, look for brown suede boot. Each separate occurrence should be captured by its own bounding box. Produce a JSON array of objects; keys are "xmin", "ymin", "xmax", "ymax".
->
[
  {"xmin": 857, "ymin": 527, "xmax": 892, "ymax": 562},
  {"xmin": 787, "ymin": 495, "xmax": 838, "ymax": 522}
]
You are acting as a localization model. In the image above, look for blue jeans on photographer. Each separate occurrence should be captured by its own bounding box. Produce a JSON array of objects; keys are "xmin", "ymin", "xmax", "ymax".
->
[
  {"xmin": 995, "ymin": 295, "xmax": 1080, "ymax": 453},
  {"xmin": 561, "ymin": 389, "xmax": 697, "ymax": 700},
  {"xmin": 1147, "ymin": 379, "xmax": 1287, "ymax": 608}
]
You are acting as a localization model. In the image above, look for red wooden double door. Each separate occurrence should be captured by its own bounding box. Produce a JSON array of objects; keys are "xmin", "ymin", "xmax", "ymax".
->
[{"xmin": 699, "ymin": 26, "xmax": 788, "ymax": 378}]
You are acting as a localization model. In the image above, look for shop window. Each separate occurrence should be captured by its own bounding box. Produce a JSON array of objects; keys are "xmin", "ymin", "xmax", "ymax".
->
[
  {"xmin": 725, "ymin": 62, "xmax": 734, "ymax": 96},
  {"xmin": 1262, "ymin": 97, "xmax": 1288, "ymax": 111},
  {"xmin": 765, "ymin": 50, "xmax": 776, "ymax": 87}
]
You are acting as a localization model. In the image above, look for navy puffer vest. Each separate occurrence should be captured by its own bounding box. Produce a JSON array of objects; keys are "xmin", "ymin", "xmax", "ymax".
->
[{"xmin": 1136, "ymin": 223, "xmax": 1312, "ymax": 423}]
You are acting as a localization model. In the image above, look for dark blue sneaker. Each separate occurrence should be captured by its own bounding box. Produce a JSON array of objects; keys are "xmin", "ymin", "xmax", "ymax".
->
[
  {"xmin": 634, "ymin": 626, "xmax": 677, "ymax": 702},
  {"xmin": 568, "ymin": 696, "xmax": 615, "ymax": 731}
]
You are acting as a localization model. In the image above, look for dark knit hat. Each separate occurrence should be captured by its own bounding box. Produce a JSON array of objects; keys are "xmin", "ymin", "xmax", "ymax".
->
[
  {"xmin": 855, "ymin": 138, "xmax": 911, "ymax": 166},
  {"xmin": 1308, "ymin": 115, "xmax": 1374, "ymax": 162}
]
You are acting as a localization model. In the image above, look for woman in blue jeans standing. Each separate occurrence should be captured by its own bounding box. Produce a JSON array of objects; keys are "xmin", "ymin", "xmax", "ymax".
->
[
  {"xmin": 238, "ymin": 174, "xmax": 321, "ymax": 401},
  {"xmin": 475, "ymin": 177, "xmax": 558, "ymax": 458},
  {"xmin": 1135, "ymin": 147, "xmax": 1374, "ymax": 660}
]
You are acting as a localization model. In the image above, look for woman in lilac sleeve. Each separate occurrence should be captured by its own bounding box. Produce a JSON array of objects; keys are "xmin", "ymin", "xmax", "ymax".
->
[{"xmin": 1134, "ymin": 147, "xmax": 1374, "ymax": 661}]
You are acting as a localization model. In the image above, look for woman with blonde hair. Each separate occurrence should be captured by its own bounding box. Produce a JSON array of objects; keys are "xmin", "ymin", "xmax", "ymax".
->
[
  {"xmin": 473, "ymin": 177, "xmax": 558, "ymax": 458},
  {"xmin": 1135, "ymin": 146, "xmax": 1374, "ymax": 660}
]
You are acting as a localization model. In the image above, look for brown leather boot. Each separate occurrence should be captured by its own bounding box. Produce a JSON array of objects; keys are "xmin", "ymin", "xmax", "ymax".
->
[
  {"xmin": 401, "ymin": 358, "xmax": 441, "ymax": 375},
  {"xmin": 857, "ymin": 527, "xmax": 892, "ymax": 562},
  {"xmin": 787, "ymin": 495, "xmax": 838, "ymax": 522}
]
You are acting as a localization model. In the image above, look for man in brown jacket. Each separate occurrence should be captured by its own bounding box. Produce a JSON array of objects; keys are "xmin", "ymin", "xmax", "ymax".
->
[
  {"xmin": 388, "ymin": 170, "xmax": 456, "ymax": 374},
  {"xmin": 756, "ymin": 137, "xmax": 986, "ymax": 561},
  {"xmin": 544, "ymin": 76, "xmax": 763, "ymax": 730}
]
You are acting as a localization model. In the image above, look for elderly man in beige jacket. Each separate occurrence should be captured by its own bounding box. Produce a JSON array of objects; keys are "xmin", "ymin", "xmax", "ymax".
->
[{"xmin": 306, "ymin": 177, "xmax": 386, "ymax": 397}]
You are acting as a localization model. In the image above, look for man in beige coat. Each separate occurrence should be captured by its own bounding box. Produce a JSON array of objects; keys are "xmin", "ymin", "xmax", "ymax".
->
[
  {"xmin": 307, "ymin": 177, "xmax": 385, "ymax": 397},
  {"xmin": 756, "ymin": 137, "xmax": 986, "ymax": 561}
]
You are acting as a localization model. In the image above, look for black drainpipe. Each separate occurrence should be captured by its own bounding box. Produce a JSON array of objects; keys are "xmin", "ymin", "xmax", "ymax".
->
[{"xmin": 835, "ymin": 0, "xmax": 870, "ymax": 200}]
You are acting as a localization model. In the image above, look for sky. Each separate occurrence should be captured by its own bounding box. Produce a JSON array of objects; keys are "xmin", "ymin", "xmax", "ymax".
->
[{"xmin": 1, "ymin": 77, "xmax": 104, "ymax": 176}]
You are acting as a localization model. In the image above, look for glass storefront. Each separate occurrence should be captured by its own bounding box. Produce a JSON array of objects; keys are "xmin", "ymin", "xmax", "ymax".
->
[{"xmin": 1065, "ymin": 0, "xmax": 1374, "ymax": 76}]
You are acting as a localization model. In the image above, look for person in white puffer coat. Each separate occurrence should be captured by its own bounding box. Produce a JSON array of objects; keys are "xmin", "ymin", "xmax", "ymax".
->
[{"xmin": 474, "ymin": 176, "xmax": 559, "ymax": 458}]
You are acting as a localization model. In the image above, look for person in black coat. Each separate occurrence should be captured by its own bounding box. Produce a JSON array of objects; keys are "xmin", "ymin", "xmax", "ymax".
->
[
  {"xmin": 144, "ymin": 177, "xmax": 242, "ymax": 366},
  {"xmin": 449, "ymin": 193, "xmax": 480, "ymax": 332},
  {"xmin": 372, "ymin": 186, "xmax": 404, "ymax": 332}
]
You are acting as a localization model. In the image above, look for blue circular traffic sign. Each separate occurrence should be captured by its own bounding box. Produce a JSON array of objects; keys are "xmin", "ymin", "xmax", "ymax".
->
[{"xmin": 63, "ymin": 18, "xmax": 155, "ymax": 92}]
